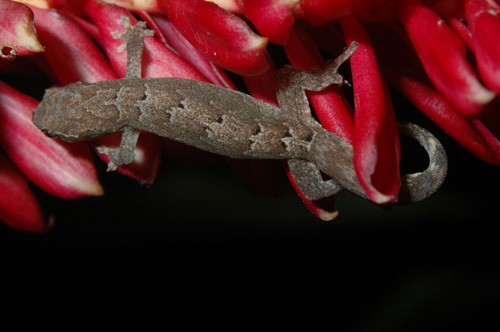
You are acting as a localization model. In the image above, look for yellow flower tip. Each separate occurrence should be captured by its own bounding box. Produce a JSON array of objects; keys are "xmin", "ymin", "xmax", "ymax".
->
[
  {"xmin": 246, "ymin": 35, "xmax": 269, "ymax": 51},
  {"xmin": 319, "ymin": 209, "xmax": 340, "ymax": 221}
]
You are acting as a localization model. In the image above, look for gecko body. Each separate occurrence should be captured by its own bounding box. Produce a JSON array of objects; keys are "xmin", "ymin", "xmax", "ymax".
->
[
  {"xmin": 35, "ymin": 78, "xmax": 313, "ymax": 160},
  {"xmin": 33, "ymin": 16, "xmax": 448, "ymax": 204}
]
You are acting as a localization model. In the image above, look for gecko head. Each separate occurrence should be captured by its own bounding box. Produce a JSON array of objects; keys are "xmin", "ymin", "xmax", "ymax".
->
[{"xmin": 33, "ymin": 82, "xmax": 121, "ymax": 142}]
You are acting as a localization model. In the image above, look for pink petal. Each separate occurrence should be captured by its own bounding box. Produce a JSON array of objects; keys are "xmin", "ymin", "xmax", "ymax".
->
[
  {"xmin": 0, "ymin": 152, "xmax": 47, "ymax": 232},
  {"xmin": 238, "ymin": 0, "xmax": 298, "ymax": 44},
  {"xmin": 398, "ymin": 0, "xmax": 495, "ymax": 118},
  {"xmin": 465, "ymin": 0, "xmax": 500, "ymax": 93},
  {"xmin": 341, "ymin": 15, "xmax": 401, "ymax": 204},
  {"xmin": 0, "ymin": 0, "xmax": 44, "ymax": 60},
  {"xmin": 0, "ymin": 80, "xmax": 103, "ymax": 198},
  {"xmin": 163, "ymin": 0, "xmax": 271, "ymax": 76}
]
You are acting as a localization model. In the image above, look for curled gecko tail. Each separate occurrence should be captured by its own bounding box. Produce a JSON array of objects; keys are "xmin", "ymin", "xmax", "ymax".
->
[{"xmin": 397, "ymin": 122, "xmax": 448, "ymax": 203}]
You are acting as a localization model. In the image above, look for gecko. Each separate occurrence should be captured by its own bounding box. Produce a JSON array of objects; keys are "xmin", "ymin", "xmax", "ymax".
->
[{"xmin": 32, "ymin": 16, "xmax": 447, "ymax": 204}]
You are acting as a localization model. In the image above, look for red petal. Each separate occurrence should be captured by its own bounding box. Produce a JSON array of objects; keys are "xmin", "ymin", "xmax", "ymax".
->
[
  {"xmin": 465, "ymin": 0, "xmax": 500, "ymax": 93},
  {"xmin": 294, "ymin": 0, "xmax": 352, "ymax": 26},
  {"xmin": 0, "ymin": 80, "xmax": 103, "ymax": 198},
  {"xmin": 0, "ymin": 152, "xmax": 46, "ymax": 232},
  {"xmin": 163, "ymin": 0, "xmax": 271, "ymax": 76},
  {"xmin": 152, "ymin": 15, "xmax": 237, "ymax": 89},
  {"xmin": 31, "ymin": 6, "xmax": 118, "ymax": 85},
  {"xmin": 243, "ymin": 66, "xmax": 279, "ymax": 106},
  {"xmin": 85, "ymin": 0, "xmax": 208, "ymax": 81},
  {"xmin": 239, "ymin": 0, "xmax": 298, "ymax": 44},
  {"xmin": 370, "ymin": 23, "xmax": 500, "ymax": 165},
  {"xmin": 352, "ymin": 0, "xmax": 397, "ymax": 22},
  {"xmin": 0, "ymin": 0, "xmax": 44, "ymax": 60},
  {"xmin": 398, "ymin": 0, "xmax": 495, "ymax": 118},
  {"xmin": 341, "ymin": 15, "xmax": 401, "ymax": 204}
]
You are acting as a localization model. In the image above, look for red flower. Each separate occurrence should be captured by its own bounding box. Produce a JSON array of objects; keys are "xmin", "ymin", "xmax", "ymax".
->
[{"xmin": 1, "ymin": 0, "xmax": 499, "ymax": 229}]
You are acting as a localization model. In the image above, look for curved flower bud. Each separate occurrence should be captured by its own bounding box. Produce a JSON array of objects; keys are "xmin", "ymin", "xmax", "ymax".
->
[
  {"xmin": 0, "ymin": 152, "xmax": 46, "ymax": 232},
  {"xmin": 0, "ymin": 80, "xmax": 103, "ymax": 198},
  {"xmin": 163, "ymin": 0, "xmax": 271, "ymax": 76},
  {"xmin": 398, "ymin": 0, "xmax": 495, "ymax": 118},
  {"xmin": 0, "ymin": 0, "xmax": 44, "ymax": 60},
  {"xmin": 465, "ymin": 0, "xmax": 500, "ymax": 94},
  {"xmin": 369, "ymin": 23, "xmax": 500, "ymax": 165},
  {"xmin": 341, "ymin": 15, "xmax": 401, "ymax": 204}
]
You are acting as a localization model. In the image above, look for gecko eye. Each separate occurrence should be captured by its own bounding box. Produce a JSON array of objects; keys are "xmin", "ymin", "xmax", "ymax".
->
[{"xmin": 42, "ymin": 129, "xmax": 57, "ymax": 138}]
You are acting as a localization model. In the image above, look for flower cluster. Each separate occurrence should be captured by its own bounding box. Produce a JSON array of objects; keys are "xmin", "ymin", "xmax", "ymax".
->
[{"xmin": 1, "ymin": 0, "xmax": 499, "ymax": 230}]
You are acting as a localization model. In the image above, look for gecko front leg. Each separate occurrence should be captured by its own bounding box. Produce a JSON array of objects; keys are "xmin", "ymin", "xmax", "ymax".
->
[
  {"xmin": 96, "ymin": 127, "xmax": 140, "ymax": 171},
  {"xmin": 111, "ymin": 15, "xmax": 155, "ymax": 79},
  {"xmin": 98, "ymin": 15, "xmax": 154, "ymax": 170}
]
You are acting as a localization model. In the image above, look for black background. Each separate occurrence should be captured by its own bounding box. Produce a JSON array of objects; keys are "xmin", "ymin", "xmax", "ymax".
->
[{"xmin": 2, "ymin": 131, "xmax": 499, "ymax": 329}]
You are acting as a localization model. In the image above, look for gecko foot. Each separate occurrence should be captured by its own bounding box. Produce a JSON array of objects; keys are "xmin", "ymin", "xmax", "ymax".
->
[
  {"xmin": 112, "ymin": 15, "xmax": 155, "ymax": 79},
  {"xmin": 111, "ymin": 15, "xmax": 155, "ymax": 53},
  {"xmin": 96, "ymin": 146, "xmax": 125, "ymax": 172}
]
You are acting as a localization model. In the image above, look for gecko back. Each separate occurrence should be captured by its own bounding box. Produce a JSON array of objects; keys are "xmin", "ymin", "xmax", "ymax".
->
[{"xmin": 34, "ymin": 78, "xmax": 315, "ymax": 160}]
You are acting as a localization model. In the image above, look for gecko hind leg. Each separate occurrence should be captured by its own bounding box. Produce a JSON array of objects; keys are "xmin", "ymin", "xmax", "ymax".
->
[
  {"xmin": 96, "ymin": 127, "xmax": 141, "ymax": 171},
  {"xmin": 111, "ymin": 15, "xmax": 155, "ymax": 79},
  {"xmin": 288, "ymin": 159, "xmax": 344, "ymax": 201}
]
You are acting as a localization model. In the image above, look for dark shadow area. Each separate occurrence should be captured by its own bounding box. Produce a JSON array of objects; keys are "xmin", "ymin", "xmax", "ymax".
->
[{"xmin": 2, "ymin": 135, "xmax": 499, "ymax": 330}]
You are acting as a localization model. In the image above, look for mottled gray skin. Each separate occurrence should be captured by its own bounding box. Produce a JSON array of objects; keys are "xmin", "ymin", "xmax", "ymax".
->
[{"xmin": 33, "ymin": 16, "xmax": 447, "ymax": 204}]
